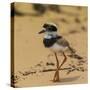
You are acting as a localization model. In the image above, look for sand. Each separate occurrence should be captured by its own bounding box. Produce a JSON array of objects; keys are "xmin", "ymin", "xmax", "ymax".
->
[{"xmin": 11, "ymin": 3, "xmax": 88, "ymax": 87}]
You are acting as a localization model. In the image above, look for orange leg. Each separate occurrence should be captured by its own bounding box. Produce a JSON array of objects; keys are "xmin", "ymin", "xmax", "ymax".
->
[
  {"xmin": 53, "ymin": 52, "xmax": 60, "ymax": 82},
  {"xmin": 53, "ymin": 52, "xmax": 67, "ymax": 82}
]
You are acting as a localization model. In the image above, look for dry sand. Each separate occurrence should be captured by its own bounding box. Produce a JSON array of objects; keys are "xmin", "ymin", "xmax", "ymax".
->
[{"xmin": 12, "ymin": 3, "xmax": 88, "ymax": 87}]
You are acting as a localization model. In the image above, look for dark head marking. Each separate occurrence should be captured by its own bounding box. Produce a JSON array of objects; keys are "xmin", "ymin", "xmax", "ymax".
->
[
  {"xmin": 43, "ymin": 23, "xmax": 49, "ymax": 28},
  {"xmin": 43, "ymin": 23, "xmax": 57, "ymax": 32}
]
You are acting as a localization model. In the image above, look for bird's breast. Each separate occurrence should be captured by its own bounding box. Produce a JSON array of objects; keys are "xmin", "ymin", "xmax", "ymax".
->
[
  {"xmin": 50, "ymin": 43, "xmax": 68, "ymax": 52},
  {"xmin": 43, "ymin": 38, "xmax": 57, "ymax": 48}
]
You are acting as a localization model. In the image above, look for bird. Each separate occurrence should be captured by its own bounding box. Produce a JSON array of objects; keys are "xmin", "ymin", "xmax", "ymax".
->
[{"xmin": 38, "ymin": 22, "xmax": 83, "ymax": 82}]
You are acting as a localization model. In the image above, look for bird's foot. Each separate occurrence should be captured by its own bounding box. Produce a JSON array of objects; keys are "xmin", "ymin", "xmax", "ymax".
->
[
  {"xmin": 53, "ymin": 77, "xmax": 60, "ymax": 82},
  {"xmin": 53, "ymin": 79, "xmax": 60, "ymax": 82}
]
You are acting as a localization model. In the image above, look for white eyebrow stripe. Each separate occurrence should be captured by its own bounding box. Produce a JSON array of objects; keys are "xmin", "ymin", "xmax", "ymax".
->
[{"xmin": 46, "ymin": 22, "xmax": 57, "ymax": 27}]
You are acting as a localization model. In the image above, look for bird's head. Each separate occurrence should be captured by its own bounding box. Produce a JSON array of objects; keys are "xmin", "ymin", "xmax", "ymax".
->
[{"xmin": 38, "ymin": 23, "xmax": 57, "ymax": 35}]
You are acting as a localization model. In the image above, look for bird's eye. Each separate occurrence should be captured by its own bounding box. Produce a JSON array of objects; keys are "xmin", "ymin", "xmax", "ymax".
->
[{"xmin": 43, "ymin": 24, "xmax": 49, "ymax": 28}]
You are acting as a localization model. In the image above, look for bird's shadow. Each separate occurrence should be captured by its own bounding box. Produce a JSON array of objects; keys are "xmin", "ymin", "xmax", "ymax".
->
[{"xmin": 51, "ymin": 76, "xmax": 80, "ymax": 83}]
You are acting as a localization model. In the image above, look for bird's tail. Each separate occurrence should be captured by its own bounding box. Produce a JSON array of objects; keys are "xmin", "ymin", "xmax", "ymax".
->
[
  {"xmin": 68, "ymin": 46, "xmax": 83, "ymax": 60},
  {"xmin": 68, "ymin": 46, "xmax": 76, "ymax": 53}
]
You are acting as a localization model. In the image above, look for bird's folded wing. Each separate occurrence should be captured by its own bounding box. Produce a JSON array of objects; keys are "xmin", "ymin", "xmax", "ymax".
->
[{"xmin": 56, "ymin": 38, "xmax": 69, "ymax": 47}]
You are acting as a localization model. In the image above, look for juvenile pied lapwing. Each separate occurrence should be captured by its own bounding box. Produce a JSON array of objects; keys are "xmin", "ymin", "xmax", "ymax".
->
[{"xmin": 38, "ymin": 23, "xmax": 83, "ymax": 82}]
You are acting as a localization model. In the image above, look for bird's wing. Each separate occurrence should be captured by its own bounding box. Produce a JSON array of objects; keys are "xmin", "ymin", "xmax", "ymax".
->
[
  {"xmin": 56, "ymin": 37, "xmax": 69, "ymax": 47},
  {"xmin": 56, "ymin": 37, "xmax": 76, "ymax": 53}
]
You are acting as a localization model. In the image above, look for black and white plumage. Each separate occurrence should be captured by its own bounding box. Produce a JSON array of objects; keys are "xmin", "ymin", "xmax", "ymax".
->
[
  {"xmin": 38, "ymin": 23, "xmax": 83, "ymax": 82},
  {"xmin": 43, "ymin": 35, "xmax": 62, "ymax": 48},
  {"xmin": 39, "ymin": 23, "xmax": 77, "ymax": 54}
]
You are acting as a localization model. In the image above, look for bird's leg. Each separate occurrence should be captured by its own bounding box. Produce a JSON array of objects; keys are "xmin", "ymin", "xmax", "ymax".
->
[
  {"xmin": 54, "ymin": 52, "xmax": 67, "ymax": 81},
  {"xmin": 58, "ymin": 52, "xmax": 67, "ymax": 69},
  {"xmin": 53, "ymin": 52, "xmax": 60, "ymax": 82}
]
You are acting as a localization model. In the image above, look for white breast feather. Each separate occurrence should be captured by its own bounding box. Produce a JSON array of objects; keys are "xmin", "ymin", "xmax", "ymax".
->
[{"xmin": 50, "ymin": 43, "xmax": 68, "ymax": 52}]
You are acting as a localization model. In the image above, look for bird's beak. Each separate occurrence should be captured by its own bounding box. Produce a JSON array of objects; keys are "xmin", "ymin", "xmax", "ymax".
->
[{"xmin": 38, "ymin": 29, "xmax": 45, "ymax": 34}]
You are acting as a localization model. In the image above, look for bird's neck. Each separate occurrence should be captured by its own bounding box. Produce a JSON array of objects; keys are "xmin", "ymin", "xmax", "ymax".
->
[{"xmin": 44, "ymin": 33, "xmax": 57, "ymax": 39}]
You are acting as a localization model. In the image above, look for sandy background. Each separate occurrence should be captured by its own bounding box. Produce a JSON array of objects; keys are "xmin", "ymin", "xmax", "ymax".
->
[{"xmin": 11, "ymin": 2, "xmax": 88, "ymax": 87}]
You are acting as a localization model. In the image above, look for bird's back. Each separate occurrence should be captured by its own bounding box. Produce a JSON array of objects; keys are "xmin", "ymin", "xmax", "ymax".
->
[{"xmin": 56, "ymin": 37, "xmax": 69, "ymax": 47}]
